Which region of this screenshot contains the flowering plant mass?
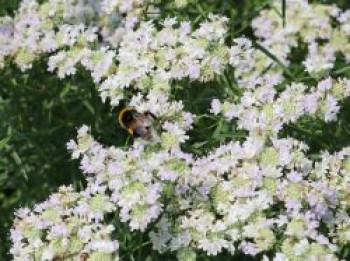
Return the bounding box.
[2,0,350,260]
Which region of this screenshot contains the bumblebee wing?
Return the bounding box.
[145,111,157,120]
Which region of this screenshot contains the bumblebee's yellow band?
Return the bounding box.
[118,107,133,128]
[127,128,134,135]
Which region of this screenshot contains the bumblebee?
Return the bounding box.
[118,107,157,141]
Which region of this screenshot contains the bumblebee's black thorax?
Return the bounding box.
[120,109,135,128]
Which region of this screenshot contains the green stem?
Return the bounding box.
[253,41,294,78]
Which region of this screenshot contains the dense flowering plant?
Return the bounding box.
[3,0,350,260]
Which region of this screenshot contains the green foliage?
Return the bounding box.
[0,61,128,258]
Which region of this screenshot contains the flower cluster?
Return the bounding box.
[0,0,97,70]
[211,77,350,136]
[228,37,284,89]
[252,0,350,76]
[67,125,350,260]
[10,186,119,261]
[99,14,230,105]
[1,1,232,104]
[67,124,194,231]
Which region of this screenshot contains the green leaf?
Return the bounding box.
[0,136,11,150]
